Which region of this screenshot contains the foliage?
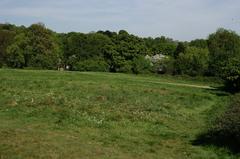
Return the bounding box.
[208,28,240,76]
[208,28,240,91]
[1,23,240,92]
[117,60,133,73]
[174,47,209,76]
[5,23,61,69]
[144,36,177,56]
[6,44,25,68]
[222,58,240,91]
[6,33,28,68]
[26,23,61,69]
[173,42,186,59]
[132,56,151,74]
[152,57,174,74]
[73,58,109,72]
[195,94,240,152]
[0,24,16,66]
[189,39,208,49]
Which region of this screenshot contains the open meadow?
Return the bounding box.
[0,69,237,159]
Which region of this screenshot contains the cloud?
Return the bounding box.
[0,0,239,41]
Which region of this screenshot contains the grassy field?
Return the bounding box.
[0,69,237,159]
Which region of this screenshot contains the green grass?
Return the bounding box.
[0,69,237,159]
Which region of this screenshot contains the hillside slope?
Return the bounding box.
[0,69,235,159]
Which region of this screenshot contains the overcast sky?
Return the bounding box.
[0,0,239,41]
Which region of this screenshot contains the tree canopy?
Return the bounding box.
[1,23,240,91]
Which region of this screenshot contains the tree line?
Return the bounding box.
[0,23,240,91]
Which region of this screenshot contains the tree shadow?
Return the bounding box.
[193,83,240,154]
[211,84,240,94]
[192,131,240,154]
[207,85,234,97]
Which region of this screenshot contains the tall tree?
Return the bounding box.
[208,28,240,91]
[174,47,209,76]
[26,23,61,69]
[6,33,29,68]
[208,28,240,76]
[173,42,186,59]
[0,24,16,67]
[189,39,208,49]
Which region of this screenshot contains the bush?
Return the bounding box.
[117,60,132,73]
[132,56,151,74]
[221,58,240,92]
[195,94,240,152]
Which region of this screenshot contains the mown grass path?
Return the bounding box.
[81,72,217,89]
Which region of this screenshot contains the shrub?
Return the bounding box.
[117,60,132,73]
[195,94,240,152]
[132,56,151,74]
[221,58,240,92]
